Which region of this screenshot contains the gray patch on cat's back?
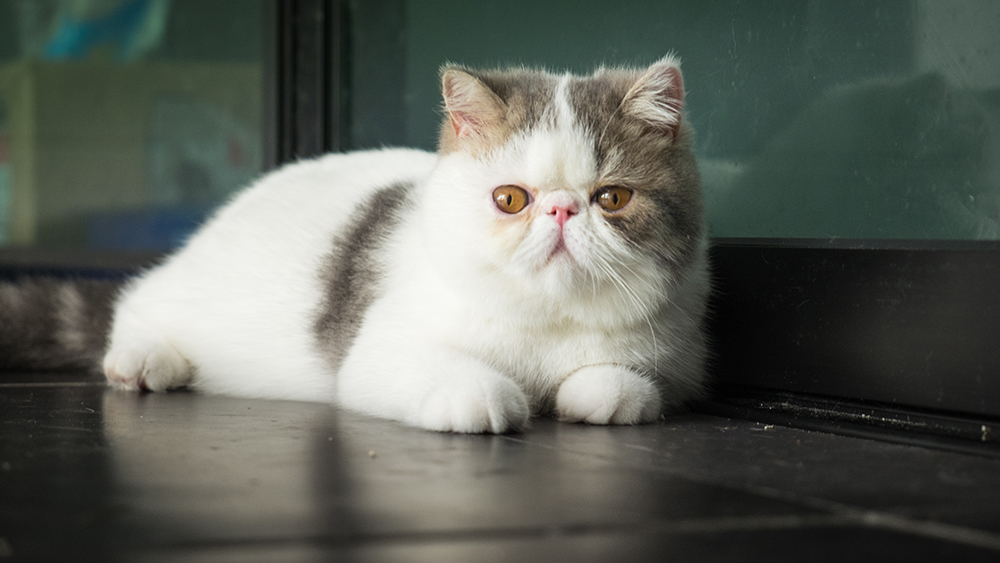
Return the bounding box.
[313,182,415,372]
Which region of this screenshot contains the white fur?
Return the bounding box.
[104,74,708,433]
[105,149,437,402]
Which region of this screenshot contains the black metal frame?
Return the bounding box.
[707,240,1000,417]
[264,0,350,168]
[705,240,1000,455]
[701,387,1000,458]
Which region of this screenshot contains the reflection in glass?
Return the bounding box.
[0,0,261,250]
[2,1,997,247]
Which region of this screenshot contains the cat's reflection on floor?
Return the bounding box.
[100,388,709,556]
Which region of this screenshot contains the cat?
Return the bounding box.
[707,72,1000,240]
[0,55,710,433]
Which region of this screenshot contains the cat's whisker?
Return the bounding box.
[591,241,656,302]
[645,314,659,377]
[591,251,662,375]
[579,265,601,303]
[600,253,661,376]
[592,258,630,310]
[593,252,650,321]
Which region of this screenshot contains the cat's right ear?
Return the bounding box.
[440,68,507,150]
[620,56,685,139]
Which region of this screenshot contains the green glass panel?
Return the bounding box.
[350,0,1000,240]
[0,0,262,250]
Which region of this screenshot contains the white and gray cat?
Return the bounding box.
[0,56,710,433]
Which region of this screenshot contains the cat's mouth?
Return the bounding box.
[546,238,574,264]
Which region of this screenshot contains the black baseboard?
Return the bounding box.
[699,385,1000,458]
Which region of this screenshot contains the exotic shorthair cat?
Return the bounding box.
[0,55,710,433]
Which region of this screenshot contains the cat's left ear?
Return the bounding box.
[621,56,685,138]
[441,67,507,141]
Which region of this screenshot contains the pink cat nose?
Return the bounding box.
[548,204,578,227]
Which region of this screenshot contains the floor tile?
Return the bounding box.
[3,374,1000,562]
[132,526,1000,563]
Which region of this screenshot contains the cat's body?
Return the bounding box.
[2,57,710,433]
[105,149,437,403]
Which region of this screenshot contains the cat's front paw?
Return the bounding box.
[417,372,529,434]
[555,365,660,425]
[103,338,191,392]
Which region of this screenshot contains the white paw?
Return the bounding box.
[103,338,191,392]
[555,365,661,425]
[416,372,529,434]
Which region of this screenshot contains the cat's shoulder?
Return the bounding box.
[214,148,436,214]
[181,148,436,246]
[259,148,437,188]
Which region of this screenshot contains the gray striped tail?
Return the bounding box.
[0,278,124,372]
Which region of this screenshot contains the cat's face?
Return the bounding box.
[421,57,704,323]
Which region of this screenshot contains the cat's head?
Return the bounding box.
[420,56,705,324]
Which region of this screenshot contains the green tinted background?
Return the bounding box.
[1,1,997,250]
[0,0,261,250]
[351,0,1000,240]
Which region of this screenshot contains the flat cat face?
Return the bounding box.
[420,57,704,324]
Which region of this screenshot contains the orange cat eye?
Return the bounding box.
[594,186,633,211]
[493,185,530,214]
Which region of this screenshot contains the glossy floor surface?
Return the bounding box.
[3,372,1000,562]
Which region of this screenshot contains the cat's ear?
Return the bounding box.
[620,56,685,138]
[441,67,507,143]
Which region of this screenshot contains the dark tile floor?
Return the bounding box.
[2,372,1000,562]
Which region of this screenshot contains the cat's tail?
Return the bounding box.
[0,278,124,372]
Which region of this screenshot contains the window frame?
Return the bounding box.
[705,239,1000,455]
[264,0,351,167]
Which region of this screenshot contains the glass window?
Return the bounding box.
[349,0,1000,240]
[0,0,262,250]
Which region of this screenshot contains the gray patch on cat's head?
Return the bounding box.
[438,65,558,156]
[566,64,704,271]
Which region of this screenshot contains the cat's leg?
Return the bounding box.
[337,339,529,434]
[103,308,192,392]
[555,365,660,425]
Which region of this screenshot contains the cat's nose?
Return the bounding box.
[547,203,579,228]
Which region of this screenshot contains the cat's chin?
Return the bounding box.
[533,254,590,297]
[545,243,574,266]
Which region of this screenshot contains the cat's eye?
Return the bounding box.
[594,186,633,212]
[493,185,531,214]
